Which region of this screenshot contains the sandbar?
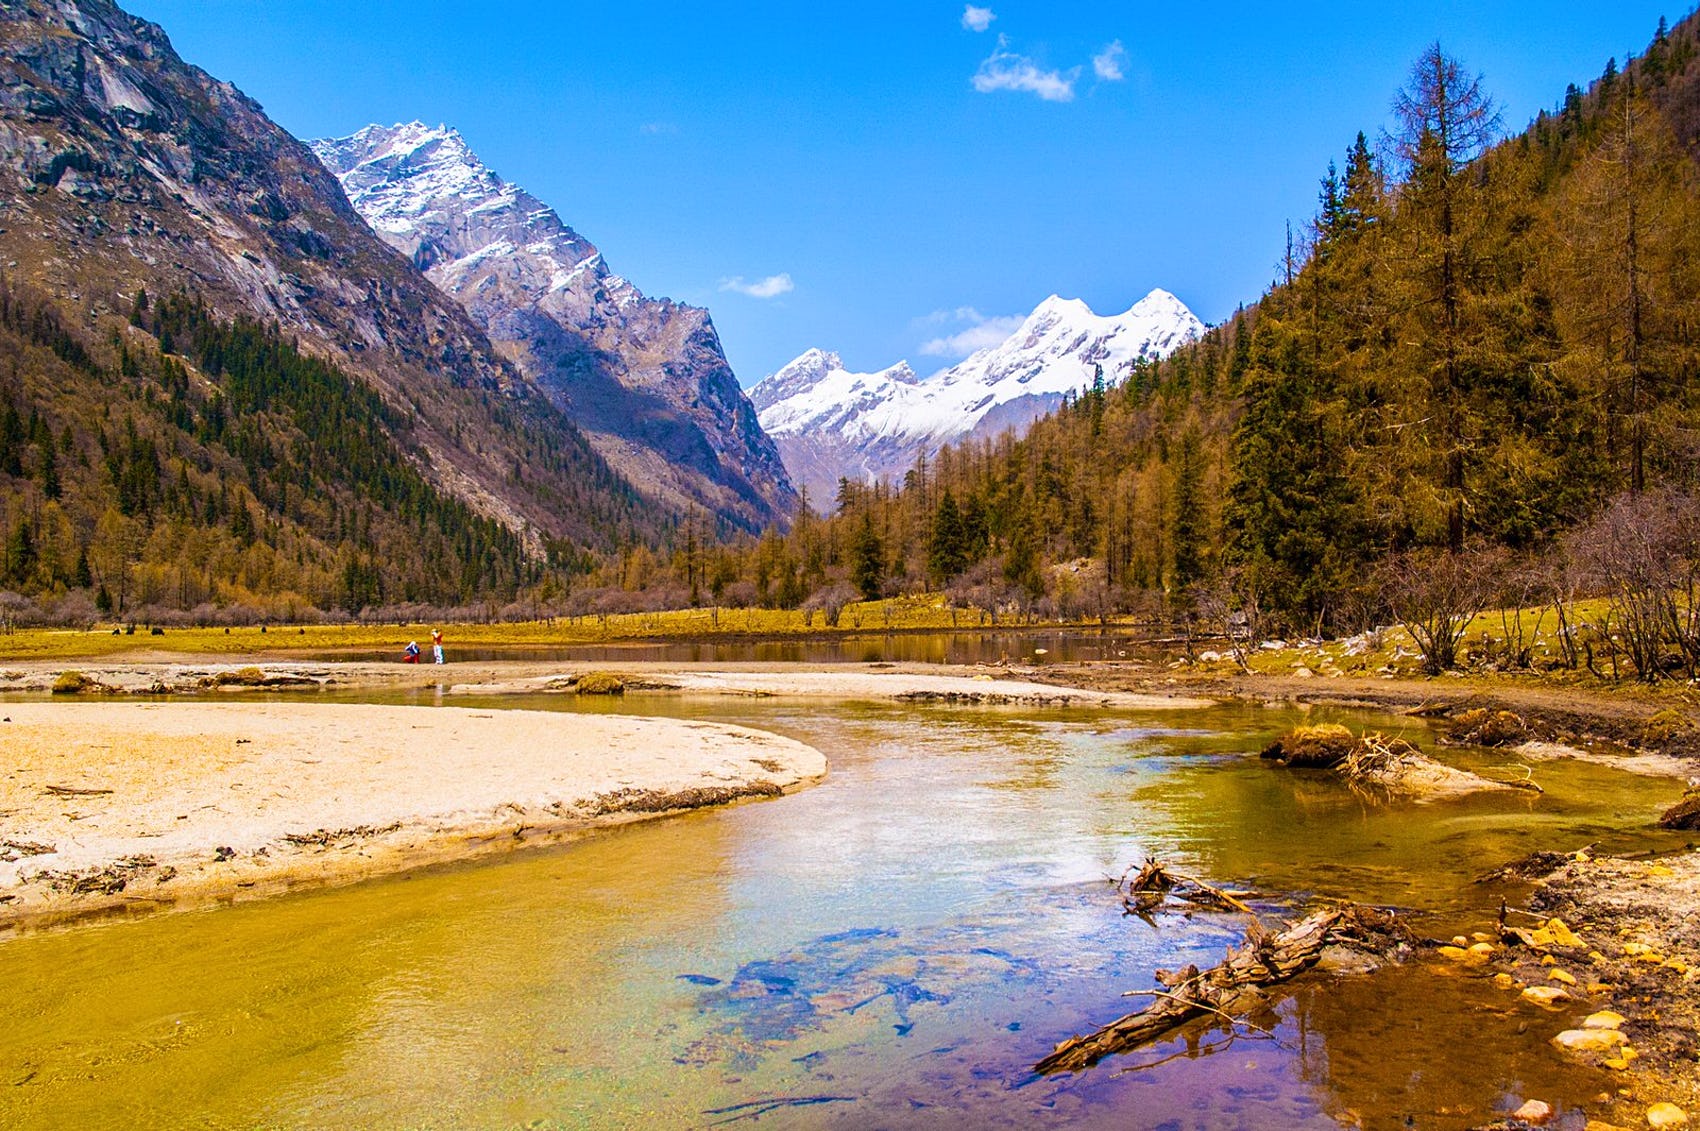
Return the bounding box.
[0,701,826,930]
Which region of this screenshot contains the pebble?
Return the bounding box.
[1583,1010,1626,1030]
[1549,969,1578,986]
[1493,973,1518,990]
[1513,1099,1554,1125]
[1647,1103,1689,1129]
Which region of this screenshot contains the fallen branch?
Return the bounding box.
[1036,905,1407,1074]
[42,785,113,797]
[1117,857,1260,916]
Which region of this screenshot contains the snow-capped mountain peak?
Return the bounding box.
[313,122,798,532]
[750,290,1204,508]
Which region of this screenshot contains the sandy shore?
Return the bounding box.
[0,701,825,930]
[0,657,1215,709]
[0,659,1209,931]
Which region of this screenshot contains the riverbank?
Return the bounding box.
[0,661,1208,932]
[0,701,826,931]
[0,657,1214,709]
[1032,657,1700,1126]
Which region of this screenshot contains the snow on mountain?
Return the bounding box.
[750,290,1204,509]
[312,122,796,533]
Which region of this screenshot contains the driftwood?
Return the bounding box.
[1119,857,1259,916]
[1036,905,1405,1074]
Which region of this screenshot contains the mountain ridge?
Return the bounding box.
[750,289,1204,507]
[312,121,798,535]
[0,0,663,553]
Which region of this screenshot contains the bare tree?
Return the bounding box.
[1381,547,1497,675]
[1195,567,1268,673]
[1567,489,1700,681]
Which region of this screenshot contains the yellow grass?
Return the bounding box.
[0,594,1071,662]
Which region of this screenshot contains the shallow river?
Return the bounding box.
[1,692,1686,1129]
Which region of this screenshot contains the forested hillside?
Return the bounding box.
[614,14,1700,655]
[0,283,657,620]
[0,0,683,625]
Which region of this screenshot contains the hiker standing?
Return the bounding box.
[431,629,444,664]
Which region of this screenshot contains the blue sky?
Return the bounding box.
[128,1,1669,384]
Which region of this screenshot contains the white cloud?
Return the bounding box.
[639,122,678,136]
[961,5,995,32]
[972,37,1078,103]
[918,308,1025,358]
[719,273,794,299]
[1093,40,1127,82]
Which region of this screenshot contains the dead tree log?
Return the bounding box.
[1035,905,1405,1074]
[1118,857,1259,916]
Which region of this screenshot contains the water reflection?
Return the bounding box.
[0,694,1686,1129]
[302,626,1161,666]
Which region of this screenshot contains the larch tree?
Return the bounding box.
[1390,44,1502,551]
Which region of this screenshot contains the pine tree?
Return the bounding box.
[1168,426,1207,593]
[928,490,967,585]
[851,512,883,601]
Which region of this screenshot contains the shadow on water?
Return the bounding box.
[0,693,1685,1129]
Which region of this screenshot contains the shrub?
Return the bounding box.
[575,671,626,696]
[52,670,95,694]
[1260,723,1357,768]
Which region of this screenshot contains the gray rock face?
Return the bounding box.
[313,123,797,534]
[0,0,656,548]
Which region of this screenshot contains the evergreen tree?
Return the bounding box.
[1168,426,1207,592]
[1390,44,1503,550]
[851,512,884,601]
[928,490,967,585]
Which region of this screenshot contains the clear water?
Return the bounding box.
[0,693,1683,1129]
[300,626,1160,666]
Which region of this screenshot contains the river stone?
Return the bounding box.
[1583,1010,1626,1030]
[1512,1099,1554,1125]
[1552,1028,1628,1052]
[1545,918,1582,947]
[1522,985,1571,1007]
[1513,1099,1555,1125]
[1647,1103,1690,1129]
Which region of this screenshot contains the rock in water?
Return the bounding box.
[1511,1099,1553,1125]
[1658,790,1700,830]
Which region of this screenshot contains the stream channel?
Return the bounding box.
[1,689,1687,1129]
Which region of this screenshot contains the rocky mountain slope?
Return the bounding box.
[313,122,797,534]
[750,291,1204,507]
[0,0,656,552]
